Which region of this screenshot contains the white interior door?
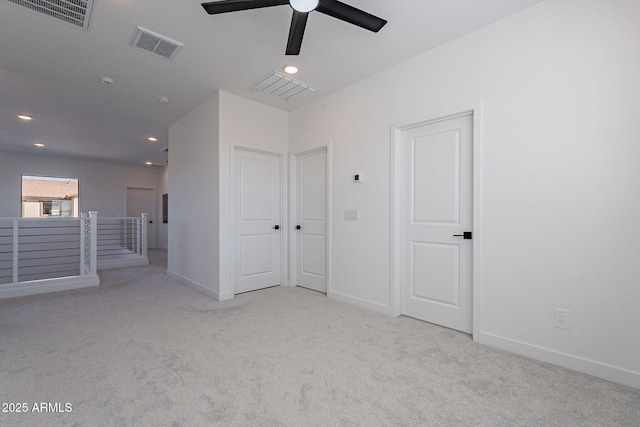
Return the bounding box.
[126,188,154,249]
[294,149,327,293]
[234,149,281,294]
[400,113,473,333]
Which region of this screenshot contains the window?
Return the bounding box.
[21,175,79,218]
[42,201,52,215]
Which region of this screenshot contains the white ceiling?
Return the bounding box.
[0,0,544,166]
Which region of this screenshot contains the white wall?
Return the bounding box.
[0,151,161,219]
[168,91,288,299]
[168,92,221,299]
[288,0,640,388]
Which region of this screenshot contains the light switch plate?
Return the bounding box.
[344,210,359,220]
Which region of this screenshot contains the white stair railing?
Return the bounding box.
[0,211,148,297]
[95,214,149,269]
[0,212,100,299]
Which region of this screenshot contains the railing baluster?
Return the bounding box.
[123,218,128,251]
[89,211,97,276]
[80,213,86,276]
[141,213,147,258]
[13,220,19,285]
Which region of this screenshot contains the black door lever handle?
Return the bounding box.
[453,231,472,239]
[296,225,301,230]
[273,225,280,230]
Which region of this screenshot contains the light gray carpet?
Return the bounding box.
[1,250,638,426]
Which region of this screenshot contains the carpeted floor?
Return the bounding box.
[1,250,639,426]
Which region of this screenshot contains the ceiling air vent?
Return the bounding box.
[1,0,96,30]
[253,72,316,101]
[130,27,183,60]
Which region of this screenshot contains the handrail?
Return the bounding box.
[99,216,148,220]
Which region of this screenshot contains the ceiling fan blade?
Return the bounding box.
[201,0,289,15]
[316,0,387,32]
[286,11,309,55]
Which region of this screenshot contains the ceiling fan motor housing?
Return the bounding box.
[290,0,318,12]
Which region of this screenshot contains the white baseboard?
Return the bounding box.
[0,275,100,299]
[166,269,221,301]
[328,290,391,315]
[475,331,640,390]
[98,257,149,270]
[218,291,234,301]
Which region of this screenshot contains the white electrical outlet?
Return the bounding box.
[554,308,571,330]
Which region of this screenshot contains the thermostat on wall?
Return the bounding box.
[354,173,362,183]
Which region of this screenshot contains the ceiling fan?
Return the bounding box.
[201,0,387,55]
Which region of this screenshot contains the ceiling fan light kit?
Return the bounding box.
[290,0,318,12]
[201,0,387,55]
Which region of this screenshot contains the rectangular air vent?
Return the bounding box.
[130,27,183,61]
[2,0,95,30]
[253,72,316,101]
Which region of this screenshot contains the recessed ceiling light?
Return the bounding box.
[18,114,33,120]
[158,97,170,104]
[148,137,158,142]
[100,76,114,86]
[283,65,299,74]
[145,161,153,165]
[34,142,45,147]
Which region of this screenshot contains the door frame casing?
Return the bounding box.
[230,145,288,296]
[289,145,332,293]
[390,102,483,337]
